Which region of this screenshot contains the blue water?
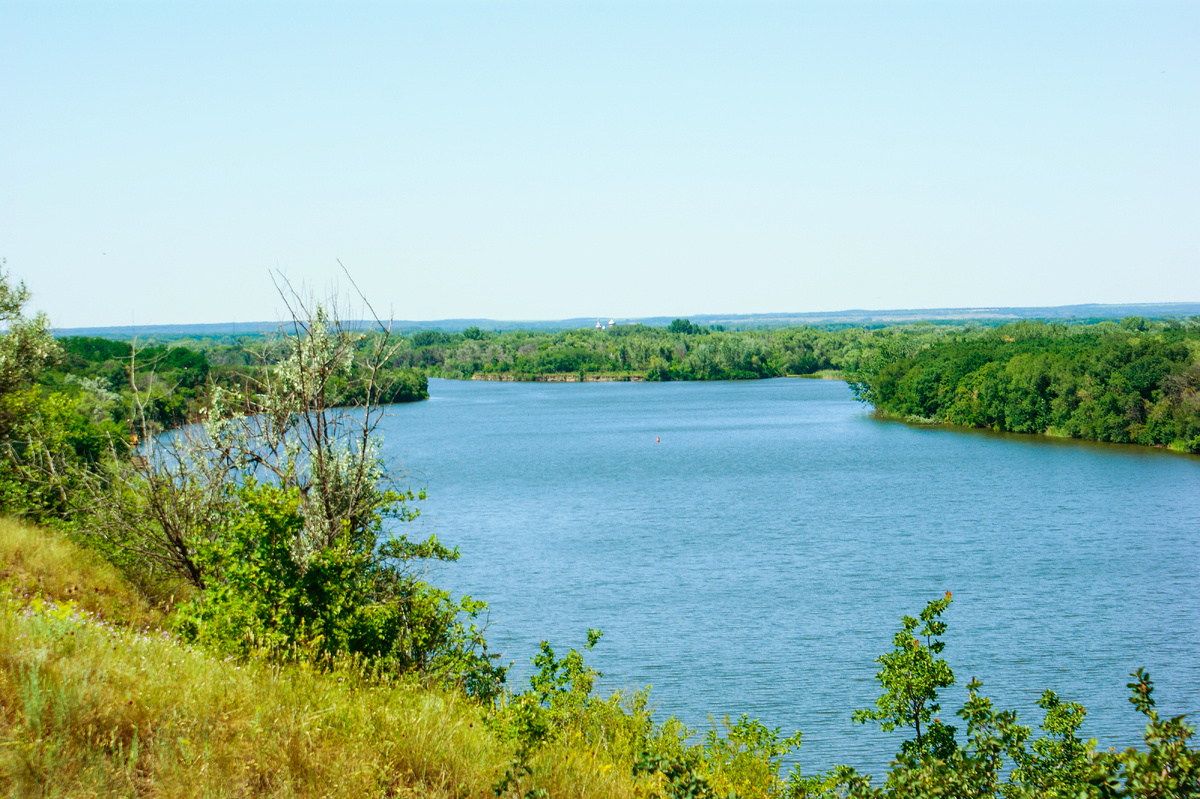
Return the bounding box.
[379,377,1200,775]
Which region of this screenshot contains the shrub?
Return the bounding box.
[175,479,505,699]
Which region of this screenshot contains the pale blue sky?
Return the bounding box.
[2,1,1197,327]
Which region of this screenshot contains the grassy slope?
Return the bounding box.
[0,520,645,798]
[0,519,165,631]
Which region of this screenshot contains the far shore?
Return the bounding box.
[791,370,846,380]
[469,372,646,383]
[464,370,846,383]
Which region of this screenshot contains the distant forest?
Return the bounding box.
[39,314,1200,454]
[847,318,1200,453]
[38,335,427,438]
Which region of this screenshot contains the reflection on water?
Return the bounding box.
[380,378,1200,775]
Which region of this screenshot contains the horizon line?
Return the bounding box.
[50,300,1200,338]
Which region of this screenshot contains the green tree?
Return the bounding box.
[668,318,706,336]
[1099,669,1200,798]
[0,262,58,397]
[72,276,501,693]
[853,592,957,759]
[0,263,73,518]
[1008,689,1094,797]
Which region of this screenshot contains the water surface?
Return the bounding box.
[381,377,1200,775]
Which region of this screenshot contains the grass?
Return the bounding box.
[0,518,167,630]
[0,518,651,798]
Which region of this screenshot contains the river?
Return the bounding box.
[379,377,1200,775]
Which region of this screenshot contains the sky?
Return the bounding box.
[2,1,1198,328]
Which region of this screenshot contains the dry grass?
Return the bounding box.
[0,519,651,798]
[0,601,507,797]
[0,517,170,630]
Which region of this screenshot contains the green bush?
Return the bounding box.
[175,479,506,700]
[801,596,1200,799]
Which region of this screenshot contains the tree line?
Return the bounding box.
[389,321,944,381]
[388,316,1200,454]
[848,318,1200,453]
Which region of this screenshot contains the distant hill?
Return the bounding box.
[54,302,1200,341]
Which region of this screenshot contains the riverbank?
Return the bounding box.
[470,372,646,382]
[871,408,1200,456]
[792,370,845,380]
[467,370,844,383]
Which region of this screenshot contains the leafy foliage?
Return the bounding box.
[389,320,892,381]
[0,269,492,702]
[1101,669,1200,798]
[807,598,1199,799]
[113,292,502,695]
[668,318,710,336]
[0,261,58,397]
[852,320,1200,452]
[853,592,957,760]
[175,480,505,699]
